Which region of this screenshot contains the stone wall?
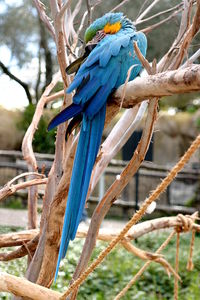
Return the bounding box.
[139,111,200,165]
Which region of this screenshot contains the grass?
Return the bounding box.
[0,226,200,299]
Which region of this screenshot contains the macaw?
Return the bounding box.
[48,12,147,279]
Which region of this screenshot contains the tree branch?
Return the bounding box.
[33,0,56,40]
[113,64,200,108]
[0,60,32,104]
[1,215,199,260]
[0,178,47,202]
[0,273,61,300]
[0,230,39,248]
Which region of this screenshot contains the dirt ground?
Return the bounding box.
[0,208,127,230]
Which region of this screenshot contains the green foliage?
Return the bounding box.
[1,228,200,299]
[196,117,200,130]
[18,104,56,153]
[160,92,200,112]
[0,196,25,210]
[0,0,38,66]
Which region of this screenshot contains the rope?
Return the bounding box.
[60,134,200,299]
[176,214,193,232]
[114,231,176,300]
[115,214,198,300]
[174,232,180,300]
[187,229,195,271]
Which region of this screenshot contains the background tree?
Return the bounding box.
[0,0,55,103]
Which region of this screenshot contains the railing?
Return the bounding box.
[0,150,199,215]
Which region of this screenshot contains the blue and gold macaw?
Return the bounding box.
[48,12,147,278]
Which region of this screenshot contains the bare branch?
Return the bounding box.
[114,232,176,300]
[0,61,32,104]
[0,234,39,262]
[33,0,56,40]
[59,0,72,19]
[135,3,183,25]
[0,273,61,300]
[159,0,200,71]
[176,0,193,42]
[8,172,45,186]
[113,65,200,108]
[46,90,65,102]
[181,48,200,67]
[86,0,92,26]
[110,0,131,13]
[22,71,61,172]
[142,7,183,34]
[1,214,199,259]
[136,0,161,22]
[0,230,39,248]
[49,1,70,87]
[0,178,47,202]
[77,11,88,36]
[121,240,180,281]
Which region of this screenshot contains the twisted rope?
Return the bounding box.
[174,232,180,300]
[61,134,200,299]
[114,231,176,300]
[115,212,199,299]
[187,229,195,271]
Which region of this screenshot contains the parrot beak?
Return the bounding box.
[65,30,106,75]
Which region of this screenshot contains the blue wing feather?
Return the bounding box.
[67,76,84,94]
[74,76,101,104]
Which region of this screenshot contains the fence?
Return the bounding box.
[0,150,199,215]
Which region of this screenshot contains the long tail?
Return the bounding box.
[55,103,106,280]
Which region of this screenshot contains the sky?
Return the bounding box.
[0,46,39,110]
[0,0,36,111]
[0,74,29,110]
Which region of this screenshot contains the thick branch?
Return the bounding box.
[0,235,39,262]
[113,65,200,108]
[47,64,200,111]
[0,230,38,248]
[1,215,199,261]
[0,273,61,300]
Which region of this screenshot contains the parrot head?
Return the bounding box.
[84,12,135,43]
[66,13,137,75]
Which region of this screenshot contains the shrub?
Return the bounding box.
[18,104,57,154]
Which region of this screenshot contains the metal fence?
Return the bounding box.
[0,150,199,215]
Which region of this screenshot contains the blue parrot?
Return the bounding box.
[48,12,147,279]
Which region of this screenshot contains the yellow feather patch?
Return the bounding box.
[104,21,121,34]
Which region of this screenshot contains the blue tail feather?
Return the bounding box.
[54,104,106,280]
[73,104,106,235]
[48,104,82,131]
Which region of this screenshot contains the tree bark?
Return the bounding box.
[0,273,61,300]
[113,64,200,107]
